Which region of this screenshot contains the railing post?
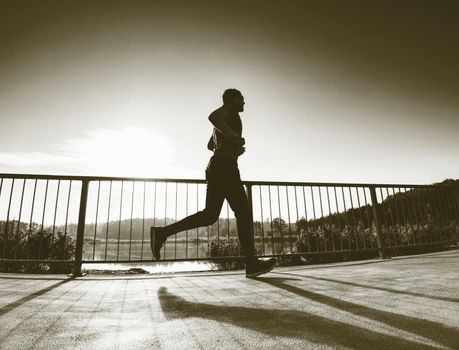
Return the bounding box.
[73,179,89,276]
[454,183,459,244]
[246,183,255,251]
[369,186,387,258]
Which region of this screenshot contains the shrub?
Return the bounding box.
[207,237,244,270]
[0,221,75,273]
[207,237,264,270]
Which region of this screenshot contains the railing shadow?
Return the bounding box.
[157,281,446,349]
[257,277,459,350]
[275,272,459,303]
[0,277,73,317]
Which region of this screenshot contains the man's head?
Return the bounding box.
[223,88,245,113]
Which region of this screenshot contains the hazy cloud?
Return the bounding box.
[0,127,200,178]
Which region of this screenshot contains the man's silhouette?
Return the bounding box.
[151,89,275,278]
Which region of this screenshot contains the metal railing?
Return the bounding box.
[1,173,458,275]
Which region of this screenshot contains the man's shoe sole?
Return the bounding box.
[245,262,275,278]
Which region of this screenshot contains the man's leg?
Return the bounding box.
[150,177,225,260]
[164,180,225,237]
[224,179,255,263]
[224,176,276,277]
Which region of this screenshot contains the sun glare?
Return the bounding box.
[58,127,177,177]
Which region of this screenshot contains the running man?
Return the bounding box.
[150,88,275,278]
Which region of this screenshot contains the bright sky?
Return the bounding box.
[1,1,458,185]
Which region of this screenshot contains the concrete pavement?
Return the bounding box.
[1,250,458,349]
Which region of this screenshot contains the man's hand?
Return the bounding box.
[231,135,245,148]
[209,109,244,147]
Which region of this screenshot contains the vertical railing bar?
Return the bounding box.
[369,186,386,258]
[73,179,89,276]
[206,185,210,255]
[226,200,230,242]
[377,187,386,247]
[355,188,366,250]
[152,181,157,259]
[50,180,61,261]
[294,186,300,250]
[207,220,210,257]
[14,179,27,259]
[216,189,221,253]
[92,181,101,260]
[397,187,407,225]
[259,186,265,255]
[383,187,396,247]
[246,184,253,258]
[104,181,112,261]
[438,186,449,242]
[38,179,48,261]
[163,182,168,259]
[413,187,427,243]
[439,186,454,242]
[311,186,319,252]
[302,186,310,253]
[341,187,350,250]
[128,181,135,261]
[27,179,38,261]
[396,187,408,244]
[402,187,415,245]
[362,188,373,249]
[426,187,439,242]
[217,212,220,249]
[379,187,398,246]
[302,186,308,221]
[318,186,326,252]
[399,187,416,245]
[268,185,274,254]
[174,182,178,260]
[326,187,336,252]
[405,187,414,224]
[348,187,358,250]
[185,182,188,259]
[390,188,402,245]
[333,186,343,250]
[445,185,456,240]
[276,185,283,253]
[0,178,3,255]
[141,181,146,260]
[403,187,416,245]
[285,186,293,253]
[408,187,420,244]
[62,180,72,260]
[434,186,446,224]
[3,179,15,259]
[438,186,451,222]
[196,183,199,258]
[431,186,445,242]
[116,181,124,261]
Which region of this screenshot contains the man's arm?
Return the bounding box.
[208,109,245,147]
[207,135,215,151]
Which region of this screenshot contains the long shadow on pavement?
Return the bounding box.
[257,277,459,350]
[158,283,442,349]
[276,271,459,303]
[0,278,72,317]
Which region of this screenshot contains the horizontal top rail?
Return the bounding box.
[0,172,446,188]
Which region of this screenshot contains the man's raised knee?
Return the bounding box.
[203,210,220,226]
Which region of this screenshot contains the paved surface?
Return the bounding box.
[1,250,458,350]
